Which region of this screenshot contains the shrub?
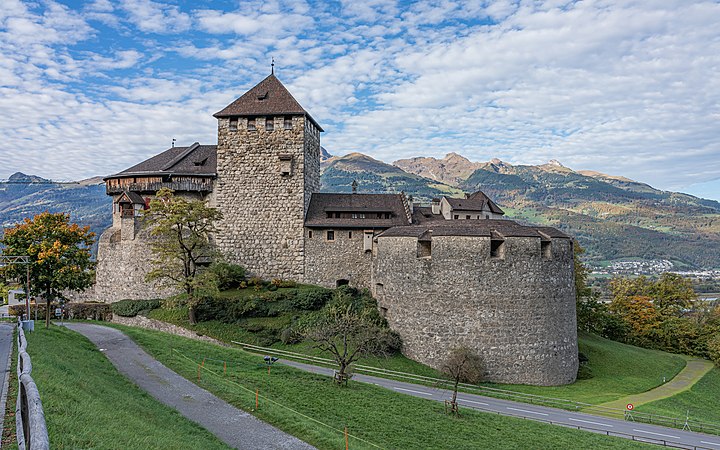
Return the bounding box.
[291,288,333,310]
[267,284,278,292]
[248,277,264,287]
[708,335,720,367]
[280,327,303,344]
[271,279,297,288]
[209,262,246,290]
[111,299,162,317]
[66,303,112,321]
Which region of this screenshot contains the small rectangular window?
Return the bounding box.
[541,240,552,260]
[308,230,313,238]
[385,213,391,219]
[486,214,490,219]
[348,231,352,238]
[491,239,505,259]
[247,118,256,131]
[327,230,335,241]
[417,240,432,258]
[466,215,471,220]
[229,118,238,131]
[265,117,274,131]
[454,215,459,220]
[284,116,292,129]
[335,212,341,218]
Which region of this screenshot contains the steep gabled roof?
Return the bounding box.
[444,191,505,215]
[105,143,217,179]
[213,74,323,131]
[305,193,411,228]
[377,220,570,239]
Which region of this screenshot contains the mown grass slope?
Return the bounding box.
[25,325,230,450]
[638,368,720,425]
[110,323,651,450]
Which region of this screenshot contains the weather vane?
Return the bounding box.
[271,57,275,74]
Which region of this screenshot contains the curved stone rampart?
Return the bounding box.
[372,234,578,386]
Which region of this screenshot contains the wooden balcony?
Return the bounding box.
[106,181,213,195]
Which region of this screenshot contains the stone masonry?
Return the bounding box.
[215,115,320,280]
[372,234,578,386]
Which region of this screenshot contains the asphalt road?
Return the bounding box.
[281,359,720,449]
[0,323,13,441]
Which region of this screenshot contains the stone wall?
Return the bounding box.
[92,226,176,302]
[304,228,373,289]
[215,115,320,281]
[372,235,578,386]
[111,314,226,346]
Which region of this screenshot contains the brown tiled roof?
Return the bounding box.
[213,74,323,131]
[377,219,570,239]
[305,193,411,228]
[444,191,505,215]
[116,191,145,204]
[105,143,217,180]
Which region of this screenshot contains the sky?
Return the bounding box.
[1,0,719,201]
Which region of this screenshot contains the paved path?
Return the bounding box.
[279,358,720,449]
[0,323,13,444]
[598,358,715,410]
[65,323,314,450]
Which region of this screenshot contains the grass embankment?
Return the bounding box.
[24,325,230,450]
[638,368,720,425]
[2,328,17,447]
[148,304,687,405]
[110,323,650,450]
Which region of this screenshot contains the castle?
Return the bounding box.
[95,73,578,386]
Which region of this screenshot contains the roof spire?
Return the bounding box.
[271,57,274,75]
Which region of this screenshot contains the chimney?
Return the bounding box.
[431,198,441,215]
[351,180,358,194]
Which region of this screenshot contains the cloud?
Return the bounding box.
[118,0,191,33]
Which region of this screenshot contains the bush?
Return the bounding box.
[209,262,246,290]
[111,299,162,317]
[195,295,270,322]
[291,288,333,310]
[280,327,303,344]
[267,284,278,292]
[271,279,297,288]
[66,303,112,321]
[708,335,720,367]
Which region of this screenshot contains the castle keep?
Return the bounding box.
[95,73,579,386]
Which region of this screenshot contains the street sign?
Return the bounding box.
[54,308,62,317]
[626,403,634,411]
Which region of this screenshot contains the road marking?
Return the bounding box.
[506,407,549,416]
[568,418,613,427]
[701,442,720,448]
[393,387,433,396]
[459,399,489,406]
[632,429,680,439]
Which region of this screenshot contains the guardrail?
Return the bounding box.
[16,323,49,450]
[233,341,720,437]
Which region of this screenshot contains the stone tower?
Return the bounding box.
[213,74,322,280]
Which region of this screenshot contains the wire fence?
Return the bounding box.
[232,341,720,437]
[171,348,384,450]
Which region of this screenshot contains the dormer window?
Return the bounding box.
[193,158,208,166]
[229,118,238,131]
[265,117,274,131]
[284,116,292,130]
[257,91,268,100]
[247,118,256,131]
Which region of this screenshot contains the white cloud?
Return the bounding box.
[118,0,191,33]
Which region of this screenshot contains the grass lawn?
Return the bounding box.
[24,325,231,450]
[637,368,720,426]
[109,323,650,450]
[484,332,687,404]
[145,307,687,405]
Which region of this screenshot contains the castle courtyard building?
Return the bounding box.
[95,73,579,386]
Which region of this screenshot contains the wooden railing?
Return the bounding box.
[106,181,213,195]
[16,323,49,450]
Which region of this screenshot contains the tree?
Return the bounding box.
[650,272,696,318]
[143,188,222,324]
[440,347,484,415]
[609,295,660,345]
[303,294,400,384]
[0,212,95,328]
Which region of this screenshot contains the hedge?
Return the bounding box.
[9,302,112,321]
[111,299,162,317]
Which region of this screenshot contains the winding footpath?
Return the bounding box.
[598,358,715,411]
[64,323,314,450]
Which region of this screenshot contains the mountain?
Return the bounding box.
[3,154,720,269]
[0,173,110,255]
[394,154,720,269]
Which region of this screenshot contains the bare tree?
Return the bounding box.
[304,303,400,384]
[441,346,484,415]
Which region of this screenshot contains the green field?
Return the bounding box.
[146,306,687,406]
[638,368,720,425]
[24,326,230,450]
[107,323,650,449]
